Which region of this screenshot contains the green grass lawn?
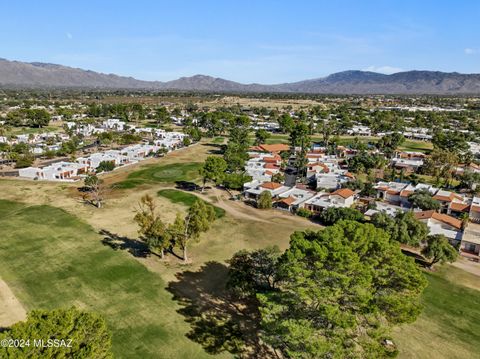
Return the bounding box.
[251,133,433,154]
[7,125,60,136]
[0,199,223,359]
[393,266,480,359]
[212,137,225,144]
[398,140,433,153]
[115,162,203,189]
[1,197,478,359]
[158,189,226,218]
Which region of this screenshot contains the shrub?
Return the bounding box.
[296,208,313,218]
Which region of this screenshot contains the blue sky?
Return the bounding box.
[0,1,479,83]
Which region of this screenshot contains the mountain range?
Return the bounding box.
[1,57,480,94]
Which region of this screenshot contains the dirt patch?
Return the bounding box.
[0,278,26,328]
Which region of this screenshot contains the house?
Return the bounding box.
[449,202,471,218]
[315,172,351,190]
[19,162,88,181]
[275,186,315,212]
[306,162,330,178]
[468,141,480,156]
[16,134,30,143]
[391,157,424,171]
[346,125,371,136]
[103,118,126,131]
[121,144,156,161]
[364,202,407,218]
[77,152,121,170]
[302,188,356,213]
[403,127,432,141]
[245,152,282,182]
[414,210,463,243]
[152,130,188,150]
[433,190,464,214]
[374,181,408,205]
[460,223,480,260]
[469,197,480,223]
[244,182,290,201]
[398,183,439,208]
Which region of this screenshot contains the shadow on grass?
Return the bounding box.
[175,181,201,191]
[167,261,272,358]
[401,248,431,267]
[202,143,225,155]
[100,229,150,258]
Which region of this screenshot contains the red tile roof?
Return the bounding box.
[433,192,463,202]
[331,188,355,199]
[308,162,330,173]
[450,202,470,213]
[260,182,283,190]
[400,190,414,198]
[279,196,296,206]
[258,144,290,153]
[414,210,463,230]
[264,163,280,170]
[264,157,279,163]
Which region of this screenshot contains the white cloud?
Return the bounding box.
[66,32,73,40]
[464,48,478,55]
[363,65,404,74]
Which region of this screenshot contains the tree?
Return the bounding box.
[96,160,115,173]
[458,170,480,191]
[134,194,170,258]
[222,172,252,190]
[421,234,458,268]
[200,156,227,191]
[376,133,405,158]
[155,106,170,127]
[14,153,34,168]
[289,122,311,180]
[221,115,251,173]
[432,131,469,154]
[185,126,202,142]
[58,138,80,156]
[277,113,294,133]
[257,191,272,209]
[408,189,440,211]
[319,121,335,147]
[348,152,387,174]
[168,200,216,263]
[319,207,364,225]
[120,133,141,145]
[155,146,169,157]
[289,121,311,149]
[27,109,51,128]
[257,221,427,358]
[254,129,271,146]
[423,149,459,187]
[296,207,314,218]
[0,307,112,358]
[371,211,429,247]
[227,246,282,297]
[84,174,106,208]
[271,172,285,184]
[223,142,248,172]
[182,137,191,146]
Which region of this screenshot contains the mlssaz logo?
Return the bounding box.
[34,339,73,348]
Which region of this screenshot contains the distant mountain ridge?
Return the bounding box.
[1,58,480,94]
